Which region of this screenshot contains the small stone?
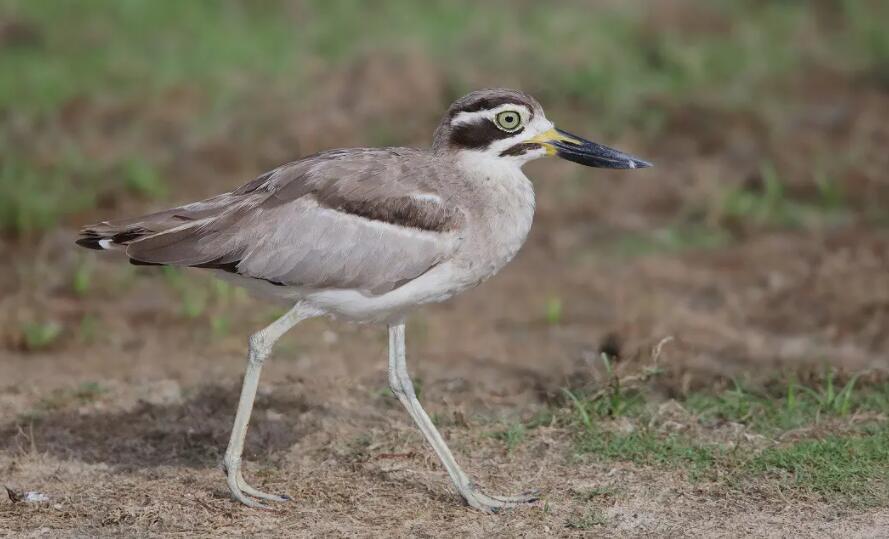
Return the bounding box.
[24,492,49,503]
[137,380,182,407]
[5,487,49,504]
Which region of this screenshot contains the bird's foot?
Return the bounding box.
[461,485,540,513]
[223,460,291,509]
[236,470,291,504]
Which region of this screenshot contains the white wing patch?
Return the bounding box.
[411,193,442,204]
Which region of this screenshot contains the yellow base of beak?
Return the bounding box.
[528,128,582,155]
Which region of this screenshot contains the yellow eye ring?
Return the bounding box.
[494,110,522,132]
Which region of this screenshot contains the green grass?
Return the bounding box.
[840,0,889,85]
[685,375,881,435]
[544,296,563,326]
[539,372,889,507]
[20,320,63,351]
[155,267,253,334]
[571,486,617,502]
[747,424,889,505]
[576,427,717,474]
[71,257,94,297]
[609,224,732,257]
[491,422,527,453]
[0,0,308,116]
[586,159,860,253]
[4,1,884,120]
[77,314,100,344]
[560,367,887,434]
[0,155,102,236]
[25,381,107,417]
[561,353,659,425]
[573,423,889,506]
[566,508,608,529]
[720,162,851,230]
[161,267,209,319]
[121,158,168,200]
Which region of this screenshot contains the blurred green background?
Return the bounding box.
[1,0,889,363]
[1,0,887,237]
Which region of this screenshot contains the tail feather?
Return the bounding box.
[75,192,254,270]
[75,195,228,255]
[76,225,152,251]
[74,231,106,251]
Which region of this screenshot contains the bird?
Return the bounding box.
[76,88,651,513]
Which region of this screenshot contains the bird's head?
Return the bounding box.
[432,88,652,170]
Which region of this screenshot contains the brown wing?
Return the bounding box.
[78,148,465,295]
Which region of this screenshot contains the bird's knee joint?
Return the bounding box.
[387,374,402,393]
[388,376,415,399]
[248,333,268,351]
[389,381,405,398]
[248,333,271,364]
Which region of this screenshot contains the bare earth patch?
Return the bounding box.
[2,407,888,537]
[2,222,888,535]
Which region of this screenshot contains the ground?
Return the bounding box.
[1,1,888,537]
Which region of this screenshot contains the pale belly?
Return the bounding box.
[214,225,531,323]
[305,216,535,322]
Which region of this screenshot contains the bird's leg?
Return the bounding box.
[387,322,539,513]
[222,303,316,509]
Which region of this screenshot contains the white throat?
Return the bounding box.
[454,149,536,276]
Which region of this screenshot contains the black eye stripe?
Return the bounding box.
[499,142,542,157]
[450,119,525,149]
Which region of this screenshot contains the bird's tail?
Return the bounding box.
[75,193,252,269]
[75,223,152,252]
[75,203,194,254]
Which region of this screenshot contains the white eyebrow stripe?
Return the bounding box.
[450,110,486,127]
[450,103,531,127]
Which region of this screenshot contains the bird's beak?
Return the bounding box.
[529,128,653,169]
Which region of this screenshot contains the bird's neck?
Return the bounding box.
[453,150,533,187]
[454,150,536,275]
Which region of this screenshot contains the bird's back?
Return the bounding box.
[77,147,470,297]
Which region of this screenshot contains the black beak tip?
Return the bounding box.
[629,157,654,169]
[551,130,653,170]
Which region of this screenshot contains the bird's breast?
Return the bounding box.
[455,164,536,283]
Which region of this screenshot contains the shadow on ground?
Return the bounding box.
[0,385,311,469]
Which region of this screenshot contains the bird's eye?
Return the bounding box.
[494,110,522,132]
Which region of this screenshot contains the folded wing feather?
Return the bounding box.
[78,148,464,295]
